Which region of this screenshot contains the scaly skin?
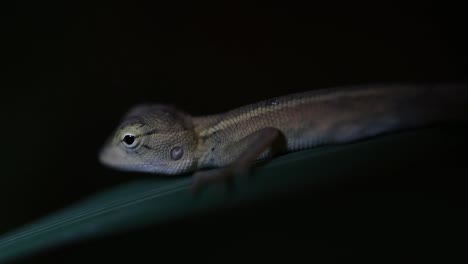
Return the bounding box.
[98,83,468,191]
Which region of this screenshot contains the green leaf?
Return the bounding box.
[0,124,466,263]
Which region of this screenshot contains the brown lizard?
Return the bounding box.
[98,83,468,194]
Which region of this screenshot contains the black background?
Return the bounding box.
[1,0,467,262]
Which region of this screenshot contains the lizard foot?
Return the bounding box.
[190,164,251,196]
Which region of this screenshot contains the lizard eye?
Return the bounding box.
[122,133,139,148]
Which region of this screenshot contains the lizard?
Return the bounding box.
[98,83,468,194]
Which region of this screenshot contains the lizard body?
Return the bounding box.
[99,83,468,191]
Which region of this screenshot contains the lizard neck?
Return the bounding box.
[191,114,226,169]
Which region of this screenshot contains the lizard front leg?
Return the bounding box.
[191,127,286,195]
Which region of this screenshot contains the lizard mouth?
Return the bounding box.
[98,145,164,173]
[98,146,120,169]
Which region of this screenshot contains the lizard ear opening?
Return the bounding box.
[170,146,184,160]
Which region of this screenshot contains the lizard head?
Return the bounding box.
[99,104,198,175]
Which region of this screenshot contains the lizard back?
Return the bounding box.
[194,83,468,167]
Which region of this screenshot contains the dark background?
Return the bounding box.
[1,0,467,261]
